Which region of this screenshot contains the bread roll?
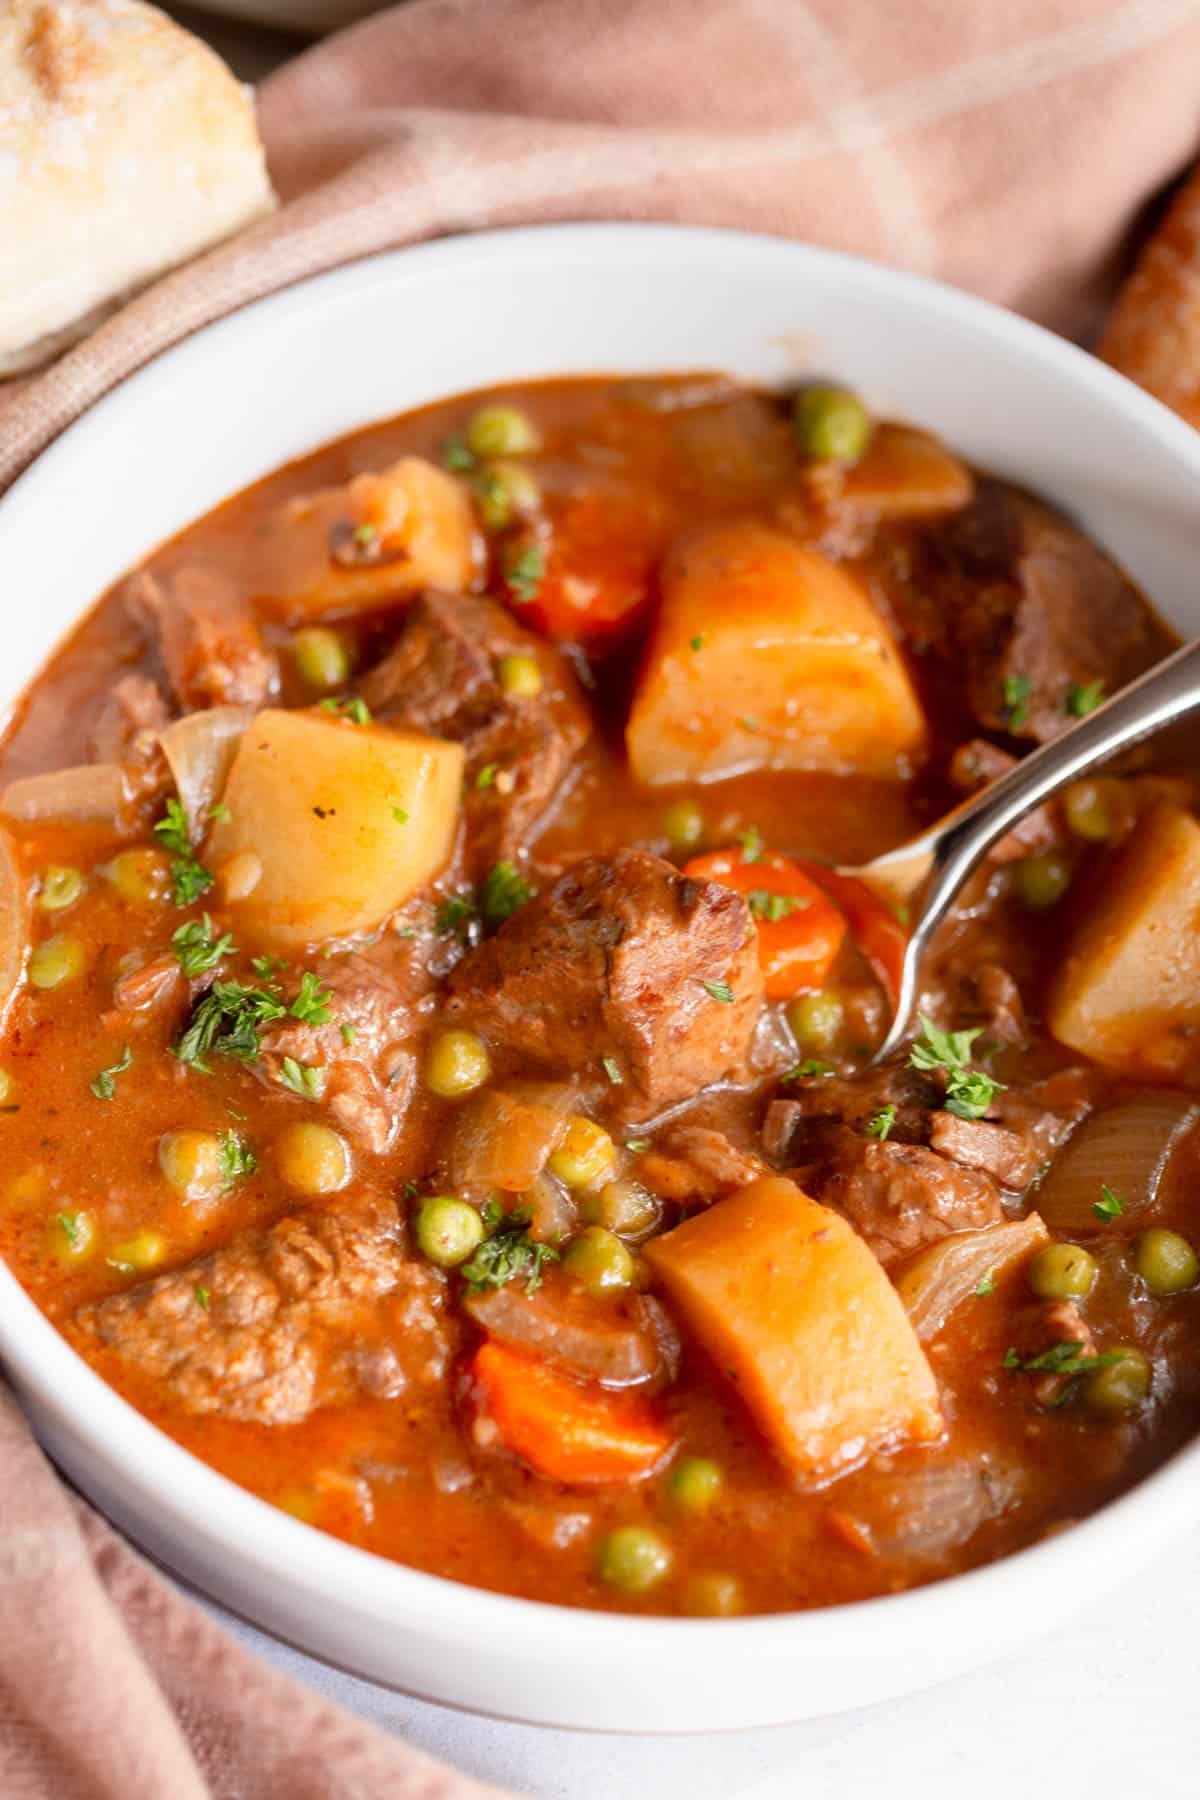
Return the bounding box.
[0,0,275,377]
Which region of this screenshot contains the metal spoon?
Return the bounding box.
[837,637,1200,1064]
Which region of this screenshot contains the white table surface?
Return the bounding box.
[160,9,1200,1794]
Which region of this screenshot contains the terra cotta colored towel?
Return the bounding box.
[3,2,1200,1795]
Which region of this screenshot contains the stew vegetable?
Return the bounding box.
[2,373,1199,1617]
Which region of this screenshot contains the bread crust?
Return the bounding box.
[0,0,275,376]
[1098,161,1200,430]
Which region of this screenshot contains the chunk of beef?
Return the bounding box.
[360,591,590,874]
[464,1280,678,1389]
[447,849,763,1119]
[262,928,439,1154]
[763,1064,941,1163]
[76,1196,449,1425]
[791,1127,1004,1266]
[928,1112,1039,1190]
[90,673,171,765]
[919,480,1161,743]
[637,1124,763,1205]
[947,738,1058,866]
[125,565,277,711]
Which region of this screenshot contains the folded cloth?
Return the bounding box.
[2,2,1200,1795]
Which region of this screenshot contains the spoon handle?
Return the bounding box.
[874,637,1200,1060]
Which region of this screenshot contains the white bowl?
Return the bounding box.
[188,0,382,33]
[2,225,1200,1733]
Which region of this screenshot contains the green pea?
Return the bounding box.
[28,935,85,990]
[415,1196,485,1268]
[667,1456,723,1516]
[792,385,872,465]
[497,654,543,699]
[1134,1228,1199,1296]
[1062,780,1115,843]
[292,627,351,692]
[465,404,541,459]
[1084,1347,1152,1417]
[424,1029,491,1099]
[38,866,86,914]
[548,1117,617,1190]
[683,1572,743,1617]
[1013,851,1071,911]
[563,1226,635,1294]
[473,461,542,532]
[787,990,844,1053]
[1027,1242,1097,1301]
[662,799,705,854]
[596,1526,672,1594]
[583,1177,661,1241]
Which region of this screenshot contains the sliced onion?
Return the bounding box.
[1033,1092,1199,1234]
[522,1170,578,1245]
[447,1083,576,1195]
[0,827,29,1031]
[896,1213,1049,1343]
[0,762,129,827]
[859,1455,1027,1558]
[159,705,253,839]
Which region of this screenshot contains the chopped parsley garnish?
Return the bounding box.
[475,763,499,789]
[1065,679,1105,717]
[435,892,478,942]
[482,860,535,926]
[290,970,332,1027]
[154,798,214,908]
[690,634,705,652]
[865,1104,896,1142]
[172,915,236,979]
[318,695,371,726]
[504,542,545,603]
[1002,1342,1124,1377]
[740,715,760,733]
[1094,1185,1125,1222]
[747,889,809,923]
[252,955,286,979]
[57,1211,85,1248]
[391,806,410,824]
[218,1130,257,1185]
[974,1268,997,1298]
[602,1056,624,1086]
[194,1284,211,1310]
[174,981,288,1070]
[624,1138,650,1154]
[461,1205,558,1295]
[909,1014,1004,1120]
[702,979,735,1004]
[442,437,476,472]
[277,1056,326,1100]
[341,1022,358,1045]
[737,825,764,864]
[782,1059,834,1081]
[208,802,231,825]
[1001,673,1032,731]
[90,1044,133,1101]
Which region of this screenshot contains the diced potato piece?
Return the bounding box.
[253,456,480,621]
[841,425,974,519]
[626,522,926,784]
[205,708,463,948]
[643,1175,943,1481]
[1048,801,1200,1080]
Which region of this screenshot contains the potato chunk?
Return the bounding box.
[644,1175,943,1481]
[626,521,926,783]
[1048,801,1200,1080]
[253,456,480,621]
[840,424,974,519]
[205,709,462,948]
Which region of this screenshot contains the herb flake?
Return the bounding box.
[461,1206,558,1295]
[172,915,236,979]
[865,1104,896,1142]
[1094,1185,1125,1222]
[90,1044,133,1101]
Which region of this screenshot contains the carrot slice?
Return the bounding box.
[684,848,846,1000]
[471,1341,675,1485]
[795,862,909,1009]
[503,491,663,643]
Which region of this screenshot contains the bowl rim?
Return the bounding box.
[3,220,1200,1671]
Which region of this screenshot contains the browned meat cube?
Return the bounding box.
[75,1196,449,1424]
[928,1112,1039,1190]
[447,849,762,1118]
[360,590,590,874]
[923,481,1161,743]
[791,1127,1004,1266]
[125,564,277,710]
